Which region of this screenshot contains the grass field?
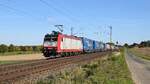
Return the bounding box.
[0,51,41,56]
[129,47,150,60]
[37,50,133,84]
[0,61,25,65]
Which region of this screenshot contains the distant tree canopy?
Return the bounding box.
[0,44,8,53]
[8,44,15,52]
[139,41,150,47]
[129,43,139,48]
[125,40,150,48]
[0,44,42,53]
[124,43,129,47]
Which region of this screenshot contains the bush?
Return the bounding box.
[0,44,8,53]
[0,44,42,55]
[8,44,15,52]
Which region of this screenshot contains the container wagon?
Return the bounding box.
[104,43,111,51]
[93,41,105,52]
[80,37,94,53]
[99,42,105,51]
[93,41,101,52]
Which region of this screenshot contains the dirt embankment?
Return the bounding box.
[0,53,45,61]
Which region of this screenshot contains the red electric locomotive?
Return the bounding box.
[43,31,83,57]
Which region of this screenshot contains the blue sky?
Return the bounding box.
[0,0,150,45]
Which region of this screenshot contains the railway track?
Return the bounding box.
[0,52,109,84]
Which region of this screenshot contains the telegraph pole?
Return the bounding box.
[109,26,112,50]
[71,27,73,35]
[109,26,112,43]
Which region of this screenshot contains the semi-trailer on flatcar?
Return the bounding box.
[80,37,94,53]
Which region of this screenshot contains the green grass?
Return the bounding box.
[0,61,25,65]
[0,51,41,56]
[129,49,150,60]
[37,50,133,84]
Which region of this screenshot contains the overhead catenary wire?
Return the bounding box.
[48,0,81,22]
[39,0,96,35]
[0,0,104,41]
[0,3,42,21]
[1,0,100,38]
[39,0,83,35]
[39,0,78,23]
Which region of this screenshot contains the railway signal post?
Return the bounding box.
[109,26,112,50]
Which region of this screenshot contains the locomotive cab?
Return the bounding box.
[43,31,60,57]
[43,31,83,58]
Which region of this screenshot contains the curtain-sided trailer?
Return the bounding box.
[80,37,105,53]
[80,37,94,53]
[93,41,101,52]
[93,41,105,52]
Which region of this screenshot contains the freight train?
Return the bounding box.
[43,31,115,57]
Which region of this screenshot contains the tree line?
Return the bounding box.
[0,44,42,53]
[124,40,150,48]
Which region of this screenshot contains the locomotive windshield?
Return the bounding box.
[44,36,57,47]
[43,31,60,47]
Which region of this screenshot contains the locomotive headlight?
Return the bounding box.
[43,41,49,47]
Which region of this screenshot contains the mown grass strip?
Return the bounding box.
[37,50,133,84]
[0,51,41,56]
[0,61,25,65]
